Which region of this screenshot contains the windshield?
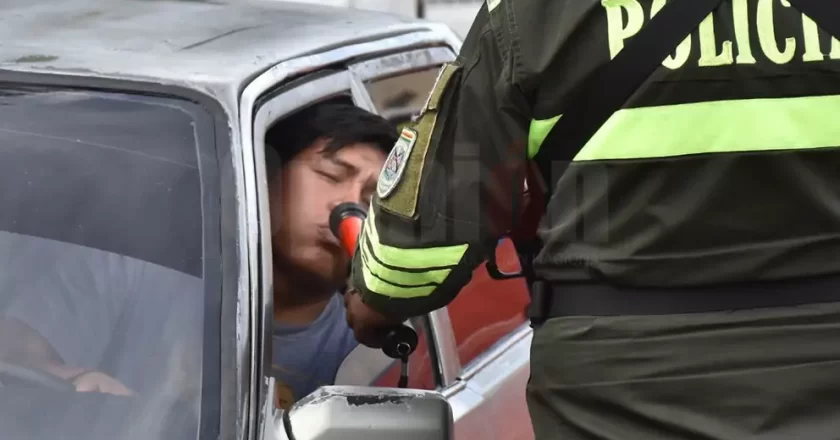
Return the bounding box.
[0,86,221,440]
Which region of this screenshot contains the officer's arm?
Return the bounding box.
[351,3,532,320]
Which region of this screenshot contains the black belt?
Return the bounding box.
[528,274,840,326]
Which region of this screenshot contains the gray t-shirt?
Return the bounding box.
[0,231,204,396]
[271,294,358,409]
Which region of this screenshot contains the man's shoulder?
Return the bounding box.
[327,293,359,354]
[270,294,359,406]
[272,294,357,355]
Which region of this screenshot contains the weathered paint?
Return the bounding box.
[0,0,435,99]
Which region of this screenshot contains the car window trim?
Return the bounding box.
[349,72,378,112]
[245,28,460,109]
[347,46,456,83]
[241,29,463,439]
[427,308,462,386]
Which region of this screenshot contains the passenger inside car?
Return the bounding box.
[0,237,202,396]
[265,99,398,410]
[0,88,209,439]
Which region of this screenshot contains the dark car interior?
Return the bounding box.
[0,87,206,440]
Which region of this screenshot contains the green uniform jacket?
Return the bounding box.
[352,0,840,320]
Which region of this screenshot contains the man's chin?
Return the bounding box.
[310,252,350,286]
[276,249,348,288]
[298,265,347,292]
[322,266,351,292]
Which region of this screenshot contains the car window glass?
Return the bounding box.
[363,66,442,128]
[446,239,530,368]
[0,87,219,439]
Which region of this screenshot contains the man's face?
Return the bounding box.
[269,138,387,293]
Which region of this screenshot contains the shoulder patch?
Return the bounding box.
[376,63,463,220]
[377,127,417,199]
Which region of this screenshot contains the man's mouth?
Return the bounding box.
[318,226,342,249]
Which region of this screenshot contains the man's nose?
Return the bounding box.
[328,182,367,211]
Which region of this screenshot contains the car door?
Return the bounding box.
[436,241,535,440]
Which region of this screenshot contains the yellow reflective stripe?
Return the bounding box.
[360,233,451,286]
[364,207,468,269]
[357,206,469,299]
[528,95,840,161]
[359,249,439,299]
[580,95,840,160]
[528,115,561,159]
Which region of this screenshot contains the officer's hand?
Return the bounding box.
[344,288,402,349]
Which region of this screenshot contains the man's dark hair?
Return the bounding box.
[265,98,398,176]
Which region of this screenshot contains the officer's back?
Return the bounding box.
[346,1,840,438]
[517,1,840,439]
[530,0,840,287]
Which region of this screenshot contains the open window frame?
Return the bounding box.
[237,23,461,438]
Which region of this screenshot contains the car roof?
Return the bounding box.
[0,0,436,90]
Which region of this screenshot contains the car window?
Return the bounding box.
[446,239,530,368]
[257,90,439,409]
[0,86,220,439]
[363,66,443,128]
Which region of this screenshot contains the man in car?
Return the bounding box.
[264,100,397,410]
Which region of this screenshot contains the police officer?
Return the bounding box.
[346,0,840,438]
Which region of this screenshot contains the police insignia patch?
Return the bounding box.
[377,127,417,199]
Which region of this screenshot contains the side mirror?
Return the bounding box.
[279,386,453,440]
